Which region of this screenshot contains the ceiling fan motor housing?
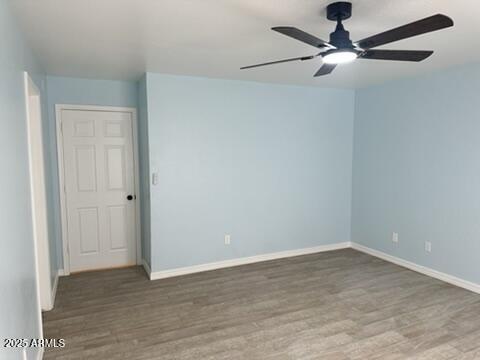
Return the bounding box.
[329,24,354,49]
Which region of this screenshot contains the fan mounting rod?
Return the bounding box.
[327,2,354,49]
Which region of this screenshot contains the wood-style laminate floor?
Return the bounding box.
[43,249,480,359]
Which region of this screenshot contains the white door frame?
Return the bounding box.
[24,72,53,314]
[56,104,142,275]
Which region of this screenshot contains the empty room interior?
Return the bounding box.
[2,0,480,359]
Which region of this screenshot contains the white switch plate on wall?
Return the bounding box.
[224,234,231,245]
[152,172,158,185]
[392,232,399,243]
[425,241,432,253]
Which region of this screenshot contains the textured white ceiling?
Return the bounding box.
[10,0,480,88]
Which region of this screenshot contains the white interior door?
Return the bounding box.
[60,109,137,272]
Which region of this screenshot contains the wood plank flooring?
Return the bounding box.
[43,249,480,359]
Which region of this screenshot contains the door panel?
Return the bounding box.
[108,205,128,250]
[105,120,125,137]
[105,145,126,190]
[75,145,97,192]
[73,120,95,137]
[61,109,136,272]
[78,207,100,254]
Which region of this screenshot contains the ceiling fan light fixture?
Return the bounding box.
[322,49,357,64]
[241,1,454,77]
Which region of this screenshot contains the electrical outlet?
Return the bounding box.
[392,232,399,243]
[425,241,432,253]
[224,234,231,245]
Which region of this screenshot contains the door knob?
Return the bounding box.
[127,195,134,201]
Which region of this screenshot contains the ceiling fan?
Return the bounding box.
[240,2,454,76]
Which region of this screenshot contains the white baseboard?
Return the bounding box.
[351,242,480,295]
[48,269,64,311]
[50,274,58,309]
[149,242,351,280]
[139,242,480,296]
[142,259,152,278]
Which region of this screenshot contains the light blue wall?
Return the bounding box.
[46,76,138,108]
[137,75,151,266]
[40,68,480,288]
[145,73,354,271]
[45,76,138,269]
[352,63,480,285]
[0,0,46,359]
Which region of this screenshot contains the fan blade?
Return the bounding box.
[314,63,337,77]
[272,27,332,49]
[360,49,433,62]
[356,14,453,49]
[240,55,315,70]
